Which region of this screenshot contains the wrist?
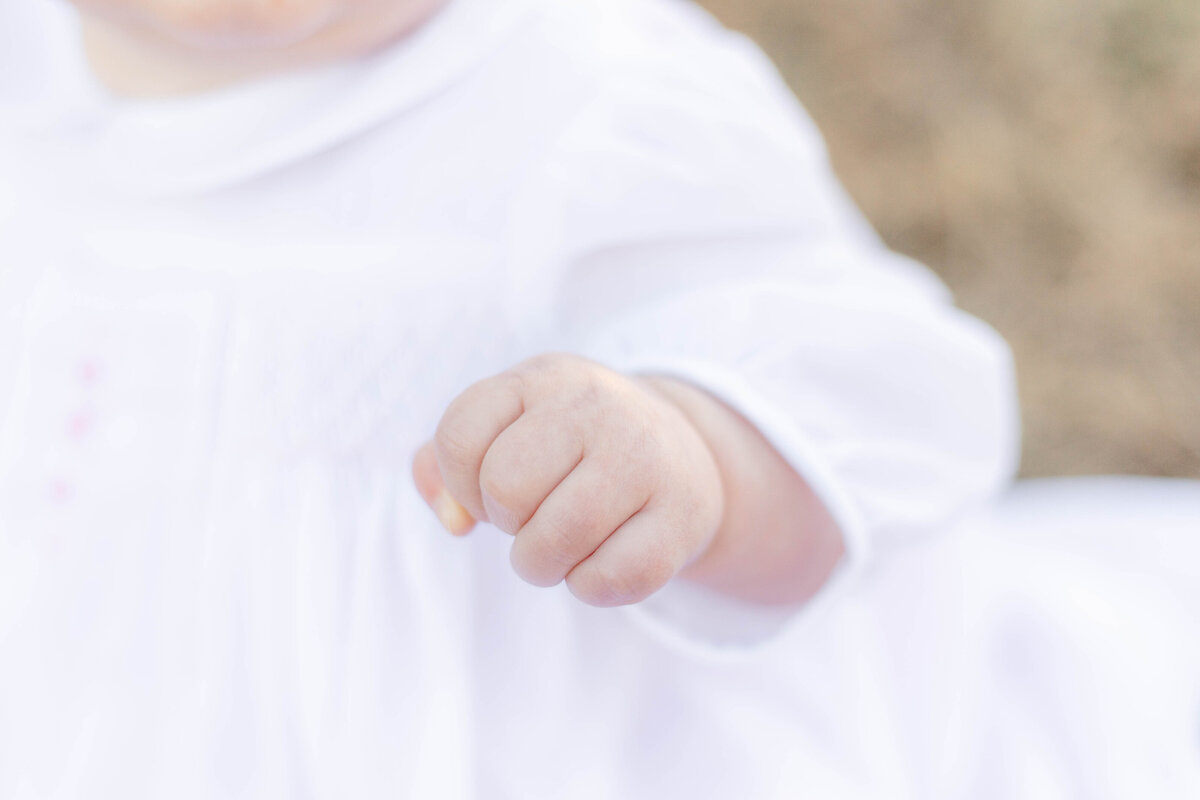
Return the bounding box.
[635,374,845,606]
[634,376,737,573]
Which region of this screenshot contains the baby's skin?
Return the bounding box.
[72,0,846,608]
[413,356,844,607]
[77,0,448,95]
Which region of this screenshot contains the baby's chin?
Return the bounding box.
[70,0,349,51]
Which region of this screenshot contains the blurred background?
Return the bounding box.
[697,0,1200,478]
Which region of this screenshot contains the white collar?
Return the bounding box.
[75,0,538,196]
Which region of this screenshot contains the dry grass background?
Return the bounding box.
[696,0,1200,477]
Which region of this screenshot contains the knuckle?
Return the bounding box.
[537,504,592,562]
[519,353,565,375]
[628,553,676,599]
[511,355,566,398]
[570,373,606,410]
[552,374,612,429]
[576,564,634,607]
[570,556,669,608]
[515,354,606,405]
[434,417,478,471]
[435,380,510,466]
[565,567,613,607]
[596,563,639,605]
[478,462,524,517]
[509,540,561,588]
[514,506,600,589]
[510,499,605,588]
[605,431,663,496]
[491,370,528,400]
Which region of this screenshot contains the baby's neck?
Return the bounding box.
[81,1,447,98]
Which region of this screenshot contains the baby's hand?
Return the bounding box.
[413,354,724,607]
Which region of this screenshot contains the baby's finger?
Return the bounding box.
[478,411,585,535]
[434,374,525,521]
[509,458,650,588]
[565,505,688,607]
[413,441,476,536]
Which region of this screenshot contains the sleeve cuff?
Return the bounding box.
[607,355,871,656]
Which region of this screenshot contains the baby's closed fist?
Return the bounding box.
[413,354,724,607]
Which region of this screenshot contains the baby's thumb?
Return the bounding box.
[413,441,477,536]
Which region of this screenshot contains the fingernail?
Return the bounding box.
[434,489,475,536]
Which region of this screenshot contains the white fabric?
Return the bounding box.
[2,0,1193,797]
[954,479,1200,799]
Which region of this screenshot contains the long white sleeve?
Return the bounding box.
[504,14,1020,649]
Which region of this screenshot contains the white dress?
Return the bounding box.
[0,0,1195,797]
